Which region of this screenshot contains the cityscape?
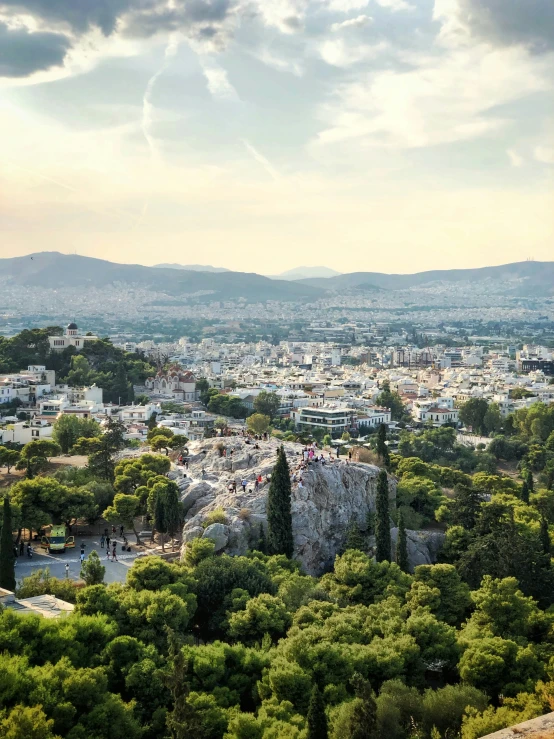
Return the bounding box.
[1,0,554,734]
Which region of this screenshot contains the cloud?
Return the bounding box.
[326,0,369,11]
[0,20,70,76]
[241,139,280,180]
[375,0,414,11]
[314,44,552,149]
[534,145,554,164]
[0,0,134,35]
[200,57,239,99]
[507,149,524,167]
[319,38,387,66]
[436,0,554,52]
[331,15,372,32]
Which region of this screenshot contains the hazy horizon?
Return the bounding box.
[1,0,553,273]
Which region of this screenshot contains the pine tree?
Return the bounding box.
[396,510,409,572]
[375,469,391,562]
[307,685,328,739]
[267,447,294,557]
[147,411,158,431]
[154,489,167,552]
[0,496,16,591]
[541,517,551,556]
[345,521,365,552]
[376,424,390,468]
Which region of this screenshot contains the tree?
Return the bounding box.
[0,705,59,739]
[147,411,158,431]
[375,470,391,562]
[437,484,484,530]
[307,685,328,739]
[103,493,142,544]
[459,398,489,434]
[10,477,96,530]
[322,435,332,448]
[395,510,409,573]
[73,418,126,481]
[247,413,271,436]
[345,521,365,552]
[154,486,167,551]
[0,496,16,591]
[540,517,551,556]
[333,675,378,739]
[376,424,390,468]
[164,481,181,549]
[80,549,105,586]
[254,391,280,419]
[483,403,503,435]
[113,360,134,405]
[214,417,228,432]
[52,414,101,454]
[16,439,61,478]
[266,447,294,557]
[0,446,20,473]
[375,381,405,421]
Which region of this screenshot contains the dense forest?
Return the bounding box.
[0,328,156,405]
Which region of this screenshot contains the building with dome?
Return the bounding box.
[48,323,98,352]
[145,365,199,401]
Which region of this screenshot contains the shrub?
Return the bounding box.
[239,508,252,521]
[202,508,228,528]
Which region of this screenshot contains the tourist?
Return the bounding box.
[100,535,105,549]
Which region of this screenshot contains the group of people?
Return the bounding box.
[99,526,130,561]
[227,473,269,495]
[12,541,33,559]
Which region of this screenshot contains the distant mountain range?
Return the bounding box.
[153,263,231,273]
[0,253,323,302]
[1,253,552,302]
[267,266,342,280]
[155,263,341,280]
[296,261,554,297]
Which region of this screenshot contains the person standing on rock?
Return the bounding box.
[241,479,247,492]
[254,478,259,491]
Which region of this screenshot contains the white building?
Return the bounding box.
[48,323,98,352]
[145,366,199,401]
[356,406,392,430]
[292,405,357,434]
[0,418,54,445]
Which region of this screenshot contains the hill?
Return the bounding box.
[297,261,554,295]
[153,263,230,272]
[267,266,342,280]
[0,253,324,303]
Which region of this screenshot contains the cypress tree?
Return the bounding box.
[267,446,294,557]
[396,510,409,573]
[375,469,391,562]
[376,424,390,468]
[164,483,181,550]
[154,490,167,552]
[0,496,16,591]
[307,685,328,739]
[541,517,551,556]
[525,467,534,495]
[521,478,530,505]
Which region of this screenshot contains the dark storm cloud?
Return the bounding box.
[0,21,71,76]
[0,0,136,35]
[458,0,554,51]
[0,0,235,37]
[124,0,234,40]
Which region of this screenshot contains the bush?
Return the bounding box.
[239,508,252,521]
[202,508,228,528]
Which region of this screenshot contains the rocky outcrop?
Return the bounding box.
[390,528,445,573]
[179,438,404,575]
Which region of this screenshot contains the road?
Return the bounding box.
[14,534,146,587]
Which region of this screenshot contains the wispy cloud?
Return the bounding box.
[141,32,180,163]
[507,149,524,167]
[241,139,280,181]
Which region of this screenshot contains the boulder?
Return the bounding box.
[390,528,445,572]
[202,523,230,552]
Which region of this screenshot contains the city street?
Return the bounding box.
[14,534,147,587]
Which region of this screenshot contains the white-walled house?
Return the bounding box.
[356,406,392,430]
[1,419,54,445]
[415,406,459,426]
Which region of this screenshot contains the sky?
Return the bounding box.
[0,0,553,274]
